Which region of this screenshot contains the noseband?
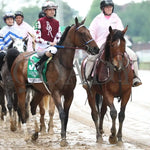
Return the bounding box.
[75,24,98,55]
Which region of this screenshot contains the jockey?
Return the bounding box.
[34,1,61,73]
[88,0,142,87]
[0,11,23,51]
[14,11,35,51]
[0,11,23,71]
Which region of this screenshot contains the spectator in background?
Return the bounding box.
[15,11,35,51]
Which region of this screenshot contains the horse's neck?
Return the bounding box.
[57,41,75,69]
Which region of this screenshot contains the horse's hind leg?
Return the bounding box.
[30,91,44,141]
[109,103,117,144]
[99,96,107,136]
[0,87,7,120]
[87,91,102,143]
[39,97,46,133]
[48,95,55,134]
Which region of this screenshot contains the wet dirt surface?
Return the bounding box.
[0,70,149,150]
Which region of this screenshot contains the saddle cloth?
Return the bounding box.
[27,53,51,83]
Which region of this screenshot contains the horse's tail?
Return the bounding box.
[6,48,20,71]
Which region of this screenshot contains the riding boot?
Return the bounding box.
[35,54,49,74]
[132,61,142,87]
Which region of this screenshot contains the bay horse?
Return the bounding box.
[81,26,133,145]
[6,17,99,146]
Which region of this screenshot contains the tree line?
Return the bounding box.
[0,0,150,43]
[86,0,150,43]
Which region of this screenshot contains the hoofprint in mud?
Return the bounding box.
[0,70,149,150]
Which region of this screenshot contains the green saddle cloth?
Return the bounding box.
[27,53,51,83]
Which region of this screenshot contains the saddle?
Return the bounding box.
[96,56,110,83]
[83,50,110,83]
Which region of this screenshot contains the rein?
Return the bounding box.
[54,45,87,50]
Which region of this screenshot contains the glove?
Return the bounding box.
[46,46,57,54]
[47,41,51,45]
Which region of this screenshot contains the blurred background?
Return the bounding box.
[0,0,150,69]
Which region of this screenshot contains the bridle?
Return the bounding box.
[74,24,98,55]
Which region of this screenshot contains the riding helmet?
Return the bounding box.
[100,0,114,11]
[15,11,24,18]
[42,1,58,11]
[3,12,15,22]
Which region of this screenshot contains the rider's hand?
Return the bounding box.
[47,41,56,46]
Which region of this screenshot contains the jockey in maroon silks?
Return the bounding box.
[34,1,61,73]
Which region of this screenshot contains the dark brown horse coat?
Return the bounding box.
[7,17,99,146]
[81,26,133,145]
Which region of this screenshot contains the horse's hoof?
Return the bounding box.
[10,125,17,132]
[60,139,68,147]
[117,141,123,146]
[25,136,30,142]
[31,132,39,141]
[96,137,103,143]
[10,121,17,131]
[109,135,117,144]
[49,129,54,135]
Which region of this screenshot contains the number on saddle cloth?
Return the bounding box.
[27,53,52,83]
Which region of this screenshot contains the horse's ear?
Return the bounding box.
[122,25,128,35]
[109,26,113,33]
[75,17,79,26]
[80,17,86,25]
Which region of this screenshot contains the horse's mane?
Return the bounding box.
[105,29,125,61]
[58,25,72,45]
[6,48,20,71]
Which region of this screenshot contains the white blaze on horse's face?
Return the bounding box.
[117,39,120,47]
[13,38,25,52]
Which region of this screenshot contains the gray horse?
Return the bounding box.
[0,37,29,131]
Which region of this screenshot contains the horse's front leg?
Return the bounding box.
[16,86,30,141]
[0,86,7,120]
[117,93,130,146]
[109,103,117,144]
[5,90,17,132]
[52,91,68,147]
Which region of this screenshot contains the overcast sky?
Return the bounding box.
[63,0,144,17]
[3,0,144,18]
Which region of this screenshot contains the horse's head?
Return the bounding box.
[105,26,128,71]
[10,36,28,52]
[69,17,99,55]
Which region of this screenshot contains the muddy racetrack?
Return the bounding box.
[0,70,149,150]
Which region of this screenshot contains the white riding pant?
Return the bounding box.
[35,43,57,57]
[126,46,139,76]
[85,46,139,79]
